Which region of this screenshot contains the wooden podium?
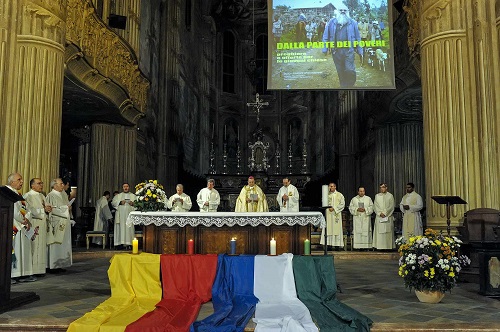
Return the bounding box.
[0,186,39,313]
[431,195,467,236]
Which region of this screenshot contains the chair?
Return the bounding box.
[86,231,106,249]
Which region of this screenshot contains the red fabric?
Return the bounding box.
[125,254,218,332]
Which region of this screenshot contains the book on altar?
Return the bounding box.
[249,194,258,202]
[358,202,364,208]
[380,216,389,222]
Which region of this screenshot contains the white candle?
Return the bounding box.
[270,237,277,255]
[322,185,329,207]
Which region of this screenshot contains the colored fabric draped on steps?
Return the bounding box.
[292,255,372,332]
[253,254,318,332]
[191,254,258,332]
[67,253,161,332]
[126,254,218,332]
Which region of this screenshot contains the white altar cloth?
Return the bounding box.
[126,211,325,228]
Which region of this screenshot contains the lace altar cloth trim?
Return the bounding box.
[127,211,325,228]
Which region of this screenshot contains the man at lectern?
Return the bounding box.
[235,176,268,212]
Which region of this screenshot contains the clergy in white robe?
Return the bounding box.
[235,176,269,212]
[7,173,35,281]
[349,187,374,249]
[400,182,423,239]
[93,191,113,245]
[373,183,395,250]
[24,178,52,275]
[277,178,300,212]
[196,179,220,212]
[166,184,192,212]
[46,178,73,269]
[320,183,345,247]
[111,183,137,247]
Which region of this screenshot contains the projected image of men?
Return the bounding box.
[322,5,363,88]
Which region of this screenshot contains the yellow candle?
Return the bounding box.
[270,237,277,255]
[132,238,139,254]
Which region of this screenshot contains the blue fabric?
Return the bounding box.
[190,254,258,332]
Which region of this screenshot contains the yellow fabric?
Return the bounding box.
[67,253,161,332]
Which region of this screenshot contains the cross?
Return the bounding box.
[246,93,269,123]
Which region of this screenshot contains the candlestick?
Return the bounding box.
[270,237,277,255]
[230,237,236,255]
[132,238,139,254]
[322,185,329,207]
[188,239,194,255]
[304,239,311,255]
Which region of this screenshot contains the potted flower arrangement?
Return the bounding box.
[134,180,167,212]
[396,228,470,303]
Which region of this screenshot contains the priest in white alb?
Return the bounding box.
[167,184,192,212]
[46,178,73,270]
[373,183,395,250]
[235,176,269,212]
[111,183,137,248]
[276,177,300,212]
[24,178,52,276]
[92,191,113,245]
[196,179,220,212]
[349,186,374,249]
[400,182,423,239]
[320,182,345,248]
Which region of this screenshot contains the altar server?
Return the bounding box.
[320,182,345,249]
[93,191,113,245]
[277,177,300,212]
[349,187,374,249]
[166,184,192,212]
[400,182,423,239]
[112,183,136,247]
[373,183,395,250]
[235,176,268,212]
[197,179,220,212]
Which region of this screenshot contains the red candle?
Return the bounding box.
[188,239,194,255]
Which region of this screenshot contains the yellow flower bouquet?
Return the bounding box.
[134,180,167,212]
[396,228,470,293]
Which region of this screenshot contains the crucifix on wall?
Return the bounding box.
[246,93,269,123]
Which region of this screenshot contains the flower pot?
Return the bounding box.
[415,290,445,303]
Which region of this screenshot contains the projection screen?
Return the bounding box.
[267,0,395,90]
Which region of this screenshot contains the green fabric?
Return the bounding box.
[292,255,372,332]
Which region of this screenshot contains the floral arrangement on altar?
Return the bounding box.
[396,228,471,293]
[134,180,167,212]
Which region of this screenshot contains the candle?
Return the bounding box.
[224,125,227,141]
[289,124,292,140]
[322,185,329,207]
[270,238,277,255]
[188,239,194,255]
[230,237,236,255]
[237,126,240,140]
[304,239,311,255]
[132,238,139,254]
[212,123,214,139]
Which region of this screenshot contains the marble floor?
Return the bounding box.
[1,248,499,332]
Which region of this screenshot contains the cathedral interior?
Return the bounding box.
[0,0,499,232]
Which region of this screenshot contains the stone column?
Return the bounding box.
[416,0,500,231]
[0,0,66,188]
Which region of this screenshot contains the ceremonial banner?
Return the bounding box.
[268,0,395,90]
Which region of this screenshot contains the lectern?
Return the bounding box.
[431,195,467,236]
[0,186,39,313]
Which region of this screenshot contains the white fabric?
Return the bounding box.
[196,187,220,212]
[9,186,33,278]
[24,189,47,274]
[166,193,192,212]
[46,189,72,269]
[400,191,423,239]
[93,196,112,244]
[349,195,374,249]
[373,192,395,249]
[111,192,136,246]
[126,211,325,228]
[320,191,345,247]
[277,184,300,212]
[253,254,318,332]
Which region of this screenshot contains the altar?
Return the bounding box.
[127,211,325,255]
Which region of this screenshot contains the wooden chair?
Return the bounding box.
[86,231,106,249]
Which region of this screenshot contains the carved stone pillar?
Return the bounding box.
[90,123,137,203]
[337,91,359,195]
[415,0,500,231]
[0,0,66,188]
